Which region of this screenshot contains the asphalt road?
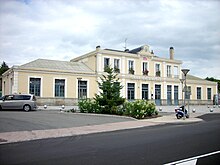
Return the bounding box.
[0,110,134,132]
[0,114,219,165]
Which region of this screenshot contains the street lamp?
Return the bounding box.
[179,78,185,105]
[181,69,190,119]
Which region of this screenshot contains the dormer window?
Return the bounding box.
[142,45,149,52]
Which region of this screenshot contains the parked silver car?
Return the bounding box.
[0,94,37,111]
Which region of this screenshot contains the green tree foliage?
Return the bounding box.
[95,66,125,114]
[206,77,220,93]
[0,61,9,75]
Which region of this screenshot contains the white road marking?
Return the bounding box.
[176,159,197,165]
[164,150,220,165]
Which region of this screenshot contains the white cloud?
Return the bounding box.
[0,0,220,78]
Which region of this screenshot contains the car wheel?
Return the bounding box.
[0,106,2,111]
[23,105,31,112]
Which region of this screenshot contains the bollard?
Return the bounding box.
[44,105,47,109]
[159,107,162,111]
[210,108,214,112]
[192,109,196,113]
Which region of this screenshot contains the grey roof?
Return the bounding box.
[187,74,216,84]
[128,47,142,54]
[187,74,205,81]
[19,59,94,73]
[104,48,125,53]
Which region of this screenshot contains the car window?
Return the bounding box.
[5,95,14,100]
[13,95,24,100]
[23,95,31,100]
[13,95,31,100]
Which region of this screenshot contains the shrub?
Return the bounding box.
[78,99,157,119]
[146,102,156,116]
[78,99,101,113]
[123,100,156,119]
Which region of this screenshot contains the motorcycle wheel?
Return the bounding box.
[176,114,182,119]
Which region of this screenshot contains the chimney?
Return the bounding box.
[151,50,154,55]
[169,47,174,60]
[96,45,101,51]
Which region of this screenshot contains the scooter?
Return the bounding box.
[175,105,189,119]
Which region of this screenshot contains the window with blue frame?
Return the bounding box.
[29,78,41,96]
[127,83,135,100]
[155,84,161,105]
[55,79,65,97]
[142,84,149,100]
[78,80,87,99]
[207,88,211,100]
[174,85,179,105]
[197,87,201,100]
[167,85,172,105]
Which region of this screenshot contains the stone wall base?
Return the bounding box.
[37,97,79,106]
[36,98,214,106]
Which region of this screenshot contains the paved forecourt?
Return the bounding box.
[0,111,205,144]
[0,105,219,144]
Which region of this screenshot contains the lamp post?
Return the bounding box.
[181,69,190,119]
[180,79,185,105]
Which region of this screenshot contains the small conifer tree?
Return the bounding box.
[95,66,125,114]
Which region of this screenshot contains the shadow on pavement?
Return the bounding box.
[198,113,220,122]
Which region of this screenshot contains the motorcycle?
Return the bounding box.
[175,105,189,119]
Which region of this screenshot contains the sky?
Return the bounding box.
[0,0,220,79]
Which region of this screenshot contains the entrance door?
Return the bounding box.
[155,85,161,105]
[174,86,179,105]
[167,85,172,105]
[142,84,148,100]
[127,83,135,100]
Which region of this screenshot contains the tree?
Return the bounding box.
[95,66,125,114]
[0,61,9,75]
[206,77,220,93]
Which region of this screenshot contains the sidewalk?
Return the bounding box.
[155,105,220,114]
[0,112,204,145]
[38,105,220,114]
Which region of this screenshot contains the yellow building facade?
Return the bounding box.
[2,45,217,105]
